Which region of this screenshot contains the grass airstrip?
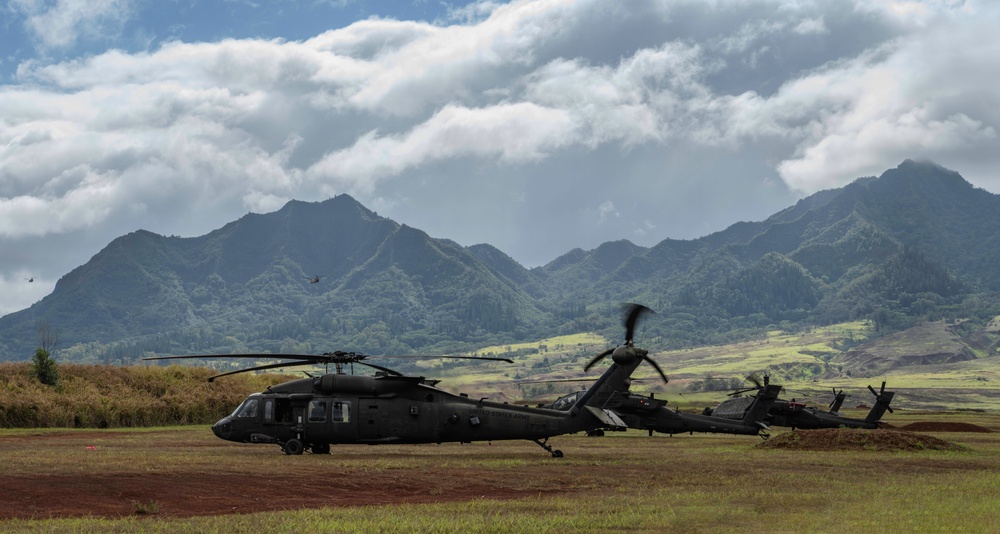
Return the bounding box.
[1,412,998,533]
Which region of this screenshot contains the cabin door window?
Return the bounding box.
[332,401,350,423]
[308,400,328,423]
[263,399,274,423]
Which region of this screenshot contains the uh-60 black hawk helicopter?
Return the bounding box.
[146,304,664,457]
[703,374,895,430]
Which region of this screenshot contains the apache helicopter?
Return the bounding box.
[145,304,663,457]
[547,382,782,439]
[704,375,895,430]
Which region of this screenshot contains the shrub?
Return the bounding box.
[31,348,59,386]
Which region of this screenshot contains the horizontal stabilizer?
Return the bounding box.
[584,406,628,430]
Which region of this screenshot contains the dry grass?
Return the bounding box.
[0,363,286,428]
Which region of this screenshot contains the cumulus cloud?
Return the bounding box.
[772,6,1000,191]
[2,0,1000,300]
[14,0,135,50]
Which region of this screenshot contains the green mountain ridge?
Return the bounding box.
[1,159,999,363]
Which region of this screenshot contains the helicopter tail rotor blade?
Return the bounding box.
[623,303,654,344]
[586,303,654,372]
[864,381,895,421]
[642,353,669,385]
[583,348,614,372]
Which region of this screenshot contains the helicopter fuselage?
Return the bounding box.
[212,373,607,454]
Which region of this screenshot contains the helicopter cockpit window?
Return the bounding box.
[308,400,327,423]
[552,391,584,411]
[332,401,350,423]
[235,398,259,418]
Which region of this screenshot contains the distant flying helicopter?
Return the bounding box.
[305,275,325,284]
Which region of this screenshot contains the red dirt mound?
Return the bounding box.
[758,428,962,452]
[899,422,993,433]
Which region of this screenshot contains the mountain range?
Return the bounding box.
[2,159,999,361]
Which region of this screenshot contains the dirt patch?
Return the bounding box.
[899,422,993,433]
[0,471,542,520]
[0,430,596,520]
[758,428,963,452]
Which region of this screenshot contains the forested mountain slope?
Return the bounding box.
[1,160,998,360]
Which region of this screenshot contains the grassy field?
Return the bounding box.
[1,412,998,533]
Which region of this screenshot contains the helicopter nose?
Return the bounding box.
[212,417,233,440]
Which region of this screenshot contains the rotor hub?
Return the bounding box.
[611,345,640,366]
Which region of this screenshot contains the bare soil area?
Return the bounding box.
[899,421,993,432]
[1,470,538,520]
[758,428,963,451]
[0,430,595,520]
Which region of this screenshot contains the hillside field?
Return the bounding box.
[426,321,1000,412]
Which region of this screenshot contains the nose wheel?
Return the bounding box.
[531,438,564,458]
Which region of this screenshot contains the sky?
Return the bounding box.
[2,0,999,317]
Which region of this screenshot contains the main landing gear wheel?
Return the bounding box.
[284,438,304,455]
[311,443,330,455]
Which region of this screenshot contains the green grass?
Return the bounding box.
[3,416,999,533]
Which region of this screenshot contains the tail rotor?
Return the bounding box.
[868,381,894,414]
[583,303,667,385]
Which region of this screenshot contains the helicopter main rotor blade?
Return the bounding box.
[206,360,321,382]
[145,350,513,381]
[145,353,338,363]
[385,355,515,363]
[146,352,513,364]
[355,360,403,376]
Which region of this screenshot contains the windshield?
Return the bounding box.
[231,398,259,418]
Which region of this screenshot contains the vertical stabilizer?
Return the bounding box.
[741,384,782,426]
[864,382,895,424]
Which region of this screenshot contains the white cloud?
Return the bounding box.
[771,6,1000,192]
[597,200,617,223]
[15,0,135,50]
[3,0,1000,296]
[305,102,577,192]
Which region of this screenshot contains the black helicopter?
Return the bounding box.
[547,382,782,439]
[145,304,664,457]
[704,375,895,430]
[305,275,325,284]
